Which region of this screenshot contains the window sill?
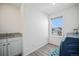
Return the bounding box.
[52,35,63,37]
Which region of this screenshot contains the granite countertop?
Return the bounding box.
[0,33,22,39]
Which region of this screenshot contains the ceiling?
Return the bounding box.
[11,3,79,15]
[25,3,79,15]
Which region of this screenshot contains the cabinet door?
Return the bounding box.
[2,39,8,56]
[0,43,4,56]
[3,43,7,56]
[8,39,22,56]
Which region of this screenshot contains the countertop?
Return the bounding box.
[0,33,22,39]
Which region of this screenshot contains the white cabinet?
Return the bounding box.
[3,39,7,56]
[3,43,7,56]
[0,37,22,56]
[0,43,4,56]
[0,40,3,56]
[0,39,7,56]
[0,43,7,56]
[8,38,22,56]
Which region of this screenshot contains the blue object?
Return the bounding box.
[60,33,79,56]
[49,48,59,56]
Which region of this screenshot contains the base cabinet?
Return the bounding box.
[0,37,22,56]
[8,38,22,56]
[3,43,7,56]
[0,39,7,56]
[0,44,4,56]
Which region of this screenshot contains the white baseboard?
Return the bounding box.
[23,42,48,56]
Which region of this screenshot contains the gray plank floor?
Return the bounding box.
[28,43,58,56]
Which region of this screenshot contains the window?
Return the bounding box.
[51,16,63,36]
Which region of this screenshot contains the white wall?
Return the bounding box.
[49,6,78,46]
[76,5,79,30]
[22,4,48,55]
[0,4,22,33]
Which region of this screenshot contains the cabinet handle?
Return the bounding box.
[3,44,5,46]
[7,43,10,45]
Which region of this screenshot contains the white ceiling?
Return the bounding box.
[24,3,78,15]
[10,3,79,15]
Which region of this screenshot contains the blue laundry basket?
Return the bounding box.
[49,48,59,56]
